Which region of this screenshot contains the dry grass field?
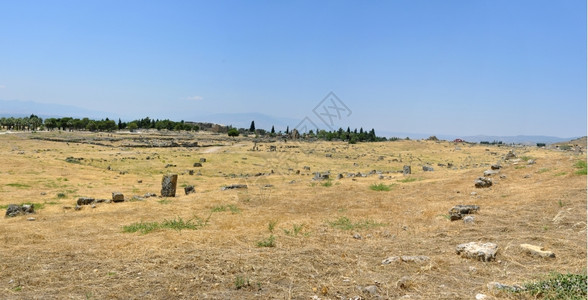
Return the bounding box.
[1,131,586,299]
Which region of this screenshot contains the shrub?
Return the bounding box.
[508,272,587,300]
[228,128,240,137]
[369,183,394,191]
[574,160,587,175]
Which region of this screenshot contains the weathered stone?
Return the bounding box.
[505,150,517,160]
[520,244,555,258]
[184,185,196,195]
[77,197,95,205]
[422,165,434,172]
[491,164,501,170]
[221,184,248,191]
[199,158,206,162]
[527,159,535,165]
[313,172,329,180]
[456,242,498,262]
[337,173,344,179]
[353,233,362,239]
[5,204,35,217]
[325,154,332,158]
[112,192,125,203]
[188,170,194,175]
[193,162,202,167]
[474,177,492,188]
[363,285,378,295]
[450,212,462,221]
[161,174,178,197]
[382,256,430,264]
[463,216,475,224]
[74,205,82,211]
[27,217,36,221]
[483,169,499,176]
[303,166,311,171]
[403,165,411,175]
[450,205,479,215]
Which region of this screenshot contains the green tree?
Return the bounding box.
[249,121,256,132]
[228,128,240,137]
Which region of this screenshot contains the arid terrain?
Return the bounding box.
[1,131,586,299]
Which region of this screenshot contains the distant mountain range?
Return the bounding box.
[0,99,580,145]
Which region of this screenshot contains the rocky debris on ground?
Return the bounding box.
[456,242,498,262]
[422,165,434,172]
[184,185,195,195]
[483,169,499,176]
[161,174,178,197]
[396,276,412,289]
[487,281,525,292]
[520,243,555,258]
[111,192,125,202]
[221,184,248,190]
[449,205,479,221]
[491,164,501,170]
[77,197,95,206]
[313,172,330,181]
[362,285,378,296]
[527,159,535,165]
[75,205,82,211]
[505,150,517,160]
[353,233,362,240]
[27,217,36,221]
[463,216,475,224]
[475,293,488,300]
[474,177,492,188]
[402,165,411,175]
[199,158,206,162]
[382,256,430,264]
[304,166,311,171]
[5,204,35,217]
[193,162,202,167]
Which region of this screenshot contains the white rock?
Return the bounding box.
[456,242,498,262]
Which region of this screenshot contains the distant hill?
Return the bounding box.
[0,99,121,120]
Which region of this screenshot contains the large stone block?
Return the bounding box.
[161,174,178,197]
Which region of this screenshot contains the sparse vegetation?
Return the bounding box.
[211,204,241,214]
[574,160,587,175]
[123,216,208,234]
[398,177,419,183]
[507,272,587,300]
[234,276,250,290]
[369,183,394,191]
[256,235,276,247]
[328,216,386,231]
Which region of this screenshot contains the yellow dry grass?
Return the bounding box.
[0,131,586,299]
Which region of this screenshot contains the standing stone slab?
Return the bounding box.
[161,174,178,197]
[403,165,411,175]
[456,242,498,262]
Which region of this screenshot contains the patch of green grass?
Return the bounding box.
[57,193,67,199]
[558,199,565,207]
[268,220,277,233]
[123,216,209,234]
[538,168,550,173]
[554,172,567,177]
[13,286,22,292]
[256,235,276,247]
[520,155,534,162]
[6,183,31,188]
[235,276,250,289]
[327,216,386,231]
[158,199,171,204]
[321,180,333,187]
[397,177,419,183]
[283,224,306,236]
[369,183,395,191]
[574,160,587,175]
[509,272,587,300]
[211,204,241,214]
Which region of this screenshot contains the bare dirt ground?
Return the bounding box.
[0,131,586,299]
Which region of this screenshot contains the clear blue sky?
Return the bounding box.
[0,0,585,137]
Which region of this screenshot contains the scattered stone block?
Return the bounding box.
[422,165,434,172]
[161,174,178,197]
[505,150,517,160]
[483,169,499,176]
[5,204,35,217]
[456,242,498,262]
[474,177,492,188]
[193,162,203,167]
[491,164,501,170]
[199,158,206,162]
[112,192,125,203]
[184,185,196,195]
[77,197,95,206]
[463,216,475,224]
[450,205,480,215]
[221,184,248,191]
[520,244,555,258]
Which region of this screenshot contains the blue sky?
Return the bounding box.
[0,0,585,137]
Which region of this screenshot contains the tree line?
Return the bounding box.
[0,115,198,132]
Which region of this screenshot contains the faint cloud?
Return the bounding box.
[184,96,203,101]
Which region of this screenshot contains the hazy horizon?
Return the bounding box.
[0,1,586,137]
